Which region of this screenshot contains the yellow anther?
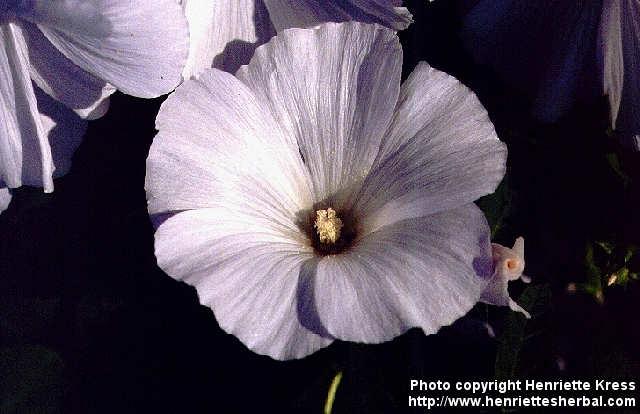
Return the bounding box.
[314,208,343,244]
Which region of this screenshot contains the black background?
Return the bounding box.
[1,1,639,413]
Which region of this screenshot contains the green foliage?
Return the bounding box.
[580,241,639,303]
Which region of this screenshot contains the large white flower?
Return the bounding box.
[179,0,412,77]
[0,0,189,213]
[146,22,507,360]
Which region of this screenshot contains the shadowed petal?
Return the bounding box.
[0,23,54,191]
[461,0,602,122]
[34,87,87,179]
[154,208,332,360]
[237,22,402,202]
[354,62,506,234]
[146,68,312,215]
[181,0,275,77]
[264,0,412,31]
[20,0,189,98]
[21,22,114,120]
[309,204,493,343]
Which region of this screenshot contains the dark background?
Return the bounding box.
[1,1,639,413]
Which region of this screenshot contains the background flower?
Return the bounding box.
[0,0,189,210]
[146,22,507,360]
[460,0,639,147]
[179,0,412,76]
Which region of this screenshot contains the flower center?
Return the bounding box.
[314,208,343,244]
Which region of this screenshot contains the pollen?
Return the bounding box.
[314,208,343,244]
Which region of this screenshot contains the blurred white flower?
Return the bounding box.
[179,0,412,77]
[147,22,508,360]
[0,0,189,209]
[481,237,531,318]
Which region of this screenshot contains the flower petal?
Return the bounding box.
[34,87,87,179]
[0,23,54,191]
[599,0,640,145]
[154,208,333,360]
[309,204,493,343]
[20,0,189,98]
[21,22,115,120]
[461,0,602,122]
[354,62,506,233]
[181,0,275,77]
[146,68,312,215]
[0,188,11,213]
[237,22,402,202]
[263,0,412,31]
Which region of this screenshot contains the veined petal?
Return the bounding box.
[181,0,275,77]
[21,22,115,120]
[21,0,189,98]
[155,208,332,360]
[0,188,11,213]
[0,23,54,191]
[599,0,640,144]
[310,204,493,343]
[263,0,412,31]
[147,68,312,215]
[354,62,506,233]
[237,22,402,203]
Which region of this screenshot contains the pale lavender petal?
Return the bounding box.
[310,204,493,343]
[21,0,189,98]
[599,0,640,144]
[353,62,506,234]
[237,22,402,202]
[181,0,275,77]
[154,208,332,360]
[0,23,54,191]
[263,0,412,31]
[146,68,312,215]
[0,188,11,213]
[21,22,114,120]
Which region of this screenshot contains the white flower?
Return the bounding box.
[146,22,507,360]
[481,237,532,318]
[0,0,189,209]
[179,0,412,77]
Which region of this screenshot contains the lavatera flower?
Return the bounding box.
[0,0,189,214]
[180,0,411,77]
[146,22,509,360]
